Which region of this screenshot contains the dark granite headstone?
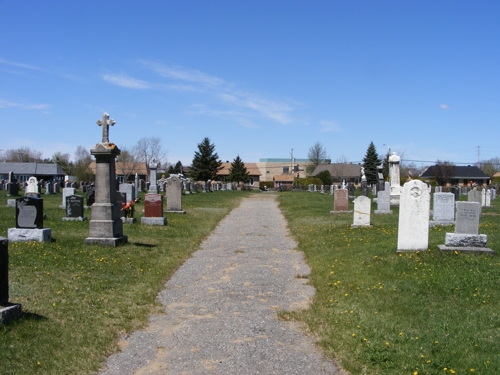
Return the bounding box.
[86,186,95,207]
[16,197,43,229]
[0,237,8,304]
[116,192,126,218]
[66,195,84,218]
[7,182,20,197]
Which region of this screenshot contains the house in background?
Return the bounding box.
[0,162,66,183]
[217,162,262,186]
[88,161,148,183]
[420,165,491,186]
[273,174,295,188]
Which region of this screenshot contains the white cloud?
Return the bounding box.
[319,120,342,132]
[140,61,296,126]
[0,58,40,70]
[0,99,50,111]
[102,74,150,89]
[440,103,449,110]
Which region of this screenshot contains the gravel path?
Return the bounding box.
[99,193,341,375]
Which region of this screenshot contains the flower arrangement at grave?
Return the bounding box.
[121,198,139,218]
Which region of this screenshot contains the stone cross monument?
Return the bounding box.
[85,112,127,247]
[96,112,115,143]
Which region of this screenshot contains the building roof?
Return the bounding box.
[420,165,491,179]
[273,174,294,182]
[311,163,361,178]
[0,162,66,176]
[88,161,148,175]
[217,162,261,176]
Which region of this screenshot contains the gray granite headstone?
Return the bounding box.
[431,192,455,225]
[166,175,185,213]
[61,187,75,208]
[455,202,480,235]
[375,189,392,214]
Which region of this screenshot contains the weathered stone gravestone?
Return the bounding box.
[25,177,40,198]
[148,162,159,193]
[119,183,136,203]
[141,194,166,226]
[438,202,493,254]
[0,237,22,324]
[331,189,350,213]
[485,189,491,207]
[60,187,76,209]
[84,113,127,246]
[389,152,401,205]
[165,175,186,214]
[45,181,52,195]
[430,192,455,227]
[397,180,430,252]
[468,189,482,206]
[374,189,392,214]
[62,195,87,221]
[8,197,52,243]
[352,196,371,227]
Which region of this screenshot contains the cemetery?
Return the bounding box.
[1,176,499,374]
[0,119,499,374]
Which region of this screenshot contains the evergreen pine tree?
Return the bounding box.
[362,141,381,185]
[190,137,223,181]
[227,155,250,183]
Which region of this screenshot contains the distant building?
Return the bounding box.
[88,161,148,183]
[217,162,262,186]
[256,158,331,182]
[420,165,491,186]
[0,162,66,182]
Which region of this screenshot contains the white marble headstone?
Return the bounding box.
[397,180,430,251]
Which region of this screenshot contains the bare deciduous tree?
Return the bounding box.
[133,137,167,178]
[306,142,328,176]
[4,147,43,162]
[74,146,93,182]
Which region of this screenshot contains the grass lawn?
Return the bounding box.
[278,190,500,375]
[0,188,252,375]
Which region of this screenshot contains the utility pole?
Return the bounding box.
[290,149,294,174]
[477,146,480,168]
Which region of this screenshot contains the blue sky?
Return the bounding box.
[1,1,499,169]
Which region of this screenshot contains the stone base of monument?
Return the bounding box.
[84,235,128,247]
[330,211,352,214]
[0,303,22,325]
[141,217,166,226]
[8,228,52,243]
[429,220,454,227]
[62,217,87,222]
[165,210,186,214]
[390,197,400,206]
[351,224,372,228]
[438,233,494,254]
[121,217,136,224]
[374,210,393,214]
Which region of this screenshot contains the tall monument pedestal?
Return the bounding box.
[85,114,127,247]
